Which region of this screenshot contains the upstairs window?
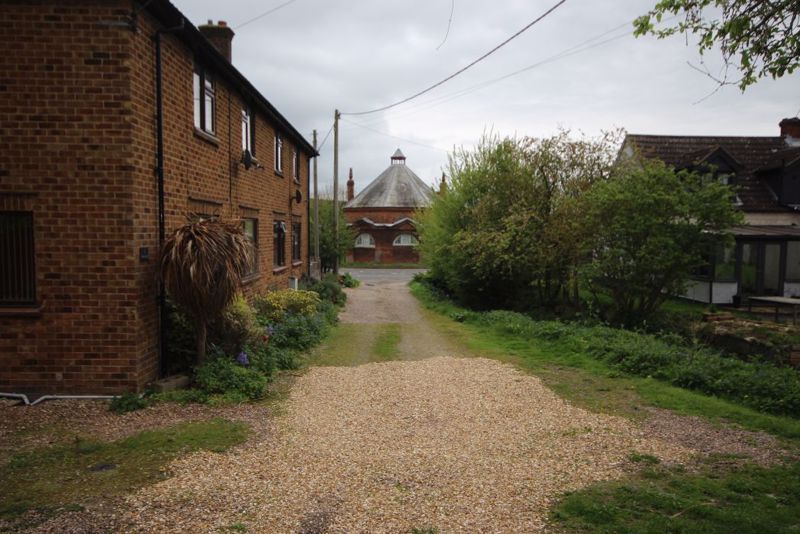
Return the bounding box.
[193,65,215,134]
[355,233,375,248]
[241,107,254,155]
[273,220,286,267]
[292,221,302,262]
[0,212,36,304]
[274,134,283,173]
[293,150,300,181]
[393,233,418,247]
[242,218,258,276]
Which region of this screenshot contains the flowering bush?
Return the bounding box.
[253,289,321,323]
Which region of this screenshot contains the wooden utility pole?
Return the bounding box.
[312,129,320,278]
[333,109,340,275]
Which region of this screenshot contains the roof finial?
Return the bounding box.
[391,148,406,164]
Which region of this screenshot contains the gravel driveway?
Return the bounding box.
[123,270,691,533]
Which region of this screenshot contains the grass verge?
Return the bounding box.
[1,418,248,521]
[552,459,800,533]
[310,323,403,366]
[410,281,800,440]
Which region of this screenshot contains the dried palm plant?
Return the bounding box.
[160,218,252,365]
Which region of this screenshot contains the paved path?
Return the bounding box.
[124,271,689,532]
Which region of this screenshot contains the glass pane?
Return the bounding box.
[204,94,214,133]
[763,243,781,295]
[715,243,736,281]
[193,71,201,128]
[787,241,800,281]
[740,243,757,295]
[241,110,249,151]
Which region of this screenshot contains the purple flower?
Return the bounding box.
[265,325,274,337]
[236,351,249,366]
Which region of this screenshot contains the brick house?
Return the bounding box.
[0,0,315,396]
[620,118,800,304]
[344,150,437,264]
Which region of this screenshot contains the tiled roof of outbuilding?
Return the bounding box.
[624,134,794,213]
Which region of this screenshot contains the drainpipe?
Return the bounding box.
[154,19,184,377]
[0,393,117,406]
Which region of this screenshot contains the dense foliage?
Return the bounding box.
[160,218,251,365]
[311,199,354,273]
[419,132,740,325]
[580,159,741,326]
[635,0,800,90]
[160,274,351,405]
[418,131,620,310]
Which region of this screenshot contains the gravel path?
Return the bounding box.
[121,271,690,532]
[125,357,689,533]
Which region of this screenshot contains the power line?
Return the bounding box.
[235,0,299,30]
[357,20,634,127]
[341,0,568,116]
[436,0,456,51]
[341,118,448,152]
[317,122,335,151]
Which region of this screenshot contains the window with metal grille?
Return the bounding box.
[273,220,286,267]
[292,222,301,262]
[0,212,36,304]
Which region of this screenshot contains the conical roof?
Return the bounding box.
[345,151,435,209]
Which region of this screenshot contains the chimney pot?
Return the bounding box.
[199,20,235,63]
[346,168,355,201]
[780,117,800,141]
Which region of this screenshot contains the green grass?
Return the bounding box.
[552,460,800,533]
[410,282,800,440]
[0,418,248,521]
[310,323,403,366]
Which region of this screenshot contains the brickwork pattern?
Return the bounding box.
[0,2,311,395]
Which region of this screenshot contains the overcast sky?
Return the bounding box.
[174,0,799,196]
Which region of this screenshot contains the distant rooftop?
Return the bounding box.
[345,150,434,209]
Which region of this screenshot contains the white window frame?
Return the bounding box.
[354,233,375,248]
[241,107,254,154]
[274,134,283,173]
[393,233,418,247]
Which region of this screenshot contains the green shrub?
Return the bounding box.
[253,289,320,323]
[340,272,360,288]
[165,302,197,375]
[305,273,346,306]
[270,312,326,352]
[269,345,301,370]
[194,356,267,401]
[109,393,148,414]
[209,294,261,355]
[244,340,275,377]
[475,309,800,417]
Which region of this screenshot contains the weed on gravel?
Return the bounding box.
[0,418,248,524]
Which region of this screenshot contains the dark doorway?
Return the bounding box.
[738,241,784,297]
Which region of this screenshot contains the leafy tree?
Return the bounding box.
[580,159,742,326]
[634,1,800,90]
[160,218,251,365]
[418,131,619,309]
[311,199,353,273]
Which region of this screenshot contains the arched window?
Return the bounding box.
[393,233,418,247]
[354,233,375,248]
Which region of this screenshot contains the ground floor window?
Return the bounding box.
[393,233,418,247]
[292,221,301,262]
[273,220,286,267]
[355,233,375,248]
[242,218,258,275]
[1,212,36,304]
[786,241,800,282]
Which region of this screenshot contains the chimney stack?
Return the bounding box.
[347,168,355,201]
[438,172,448,195]
[780,117,800,145]
[198,20,234,63]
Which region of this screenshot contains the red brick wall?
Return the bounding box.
[345,207,421,264]
[0,2,311,395]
